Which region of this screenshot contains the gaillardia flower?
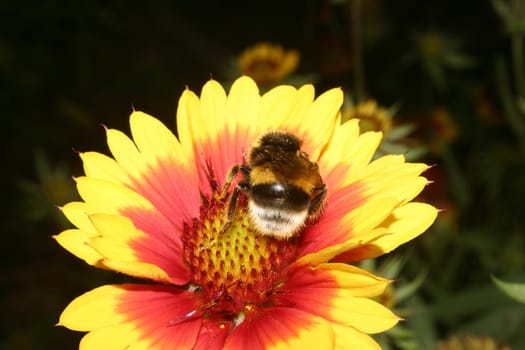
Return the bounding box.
[239,43,300,86]
[55,76,437,349]
[342,100,392,135]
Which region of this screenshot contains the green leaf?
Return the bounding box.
[491,0,510,20]
[517,96,525,114]
[404,296,438,349]
[457,304,525,341]
[491,275,525,304]
[385,124,415,141]
[405,146,428,162]
[442,52,476,69]
[396,269,428,303]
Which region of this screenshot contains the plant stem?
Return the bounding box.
[511,34,525,98]
[495,56,525,153]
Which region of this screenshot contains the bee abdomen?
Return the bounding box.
[247,183,311,238]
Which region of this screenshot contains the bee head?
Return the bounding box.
[258,131,302,152]
[249,131,302,166]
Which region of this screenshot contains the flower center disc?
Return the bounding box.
[182,195,298,316]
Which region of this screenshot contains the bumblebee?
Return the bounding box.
[221,131,326,239]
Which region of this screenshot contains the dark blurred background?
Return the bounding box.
[2,1,525,349]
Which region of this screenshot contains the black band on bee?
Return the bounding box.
[249,183,310,212]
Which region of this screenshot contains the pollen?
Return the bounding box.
[182,195,298,316]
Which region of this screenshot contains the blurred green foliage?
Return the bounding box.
[2,0,525,349]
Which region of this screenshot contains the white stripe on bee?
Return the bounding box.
[248,201,309,239]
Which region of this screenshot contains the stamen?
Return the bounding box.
[234,311,245,327]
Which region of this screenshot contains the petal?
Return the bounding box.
[300,119,437,258]
[300,87,343,160]
[177,84,229,197]
[266,85,342,161]
[319,119,360,177]
[177,89,214,196]
[128,111,201,220]
[192,319,230,350]
[76,177,188,273]
[226,76,262,140]
[299,180,429,259]
[106,127,146,179]
[99,259,175,285]
[76,177,189,277]
[298,182,368,257]
[104,115,200,224]
[123,207,189,283]
[200,79,228,139]
[259,83,310,138]
[129,111,190,168]
[128,156,200,229]
[67,177,190,284]
[60,284,203,350]
[88,213,188,284]
[276,265,400,334]
[321,126,382,190]
[79,323,148,350]
[116,285,203,349]
[53,229,103,266]
[208,76,261,187]
[299,184,398,258]
[59,285,128,331]
[360,154,430,204]
[343,197,400,238]
[260,84,299,131]
[176,88,204,167]
[61,201,95,232]
[284,84,315,129]
[332,324,381,350]
[296,228,387,266]
[338,202,439,262]
[76,177,153,214]
[224,307,334,350]
[385,203,438,244]
[80,151,129,186]
[184,77,263,195]
[314,263,391,297]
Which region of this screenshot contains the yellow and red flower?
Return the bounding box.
[436,334,510,350]
[55,76,437,349]
[341,99,392,134]
[238,43,300,86]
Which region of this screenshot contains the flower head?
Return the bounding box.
[342,99,427,161]
[238,43,300,86]
[342,100,392,134]
[436,334,510,350]
[428,107,459,154]
[55,76,437,349]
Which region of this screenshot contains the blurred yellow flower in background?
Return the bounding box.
[428,106,459,154]
[436,334,510,350]
[238,42,300,85]
[342,98,427,161]
[342,99,392,134]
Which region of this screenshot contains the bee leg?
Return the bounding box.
[218,165,251,199]
[308,184,327,216]
[220,181,249,235]
[219,165,240,199]
[218,164,251,235]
